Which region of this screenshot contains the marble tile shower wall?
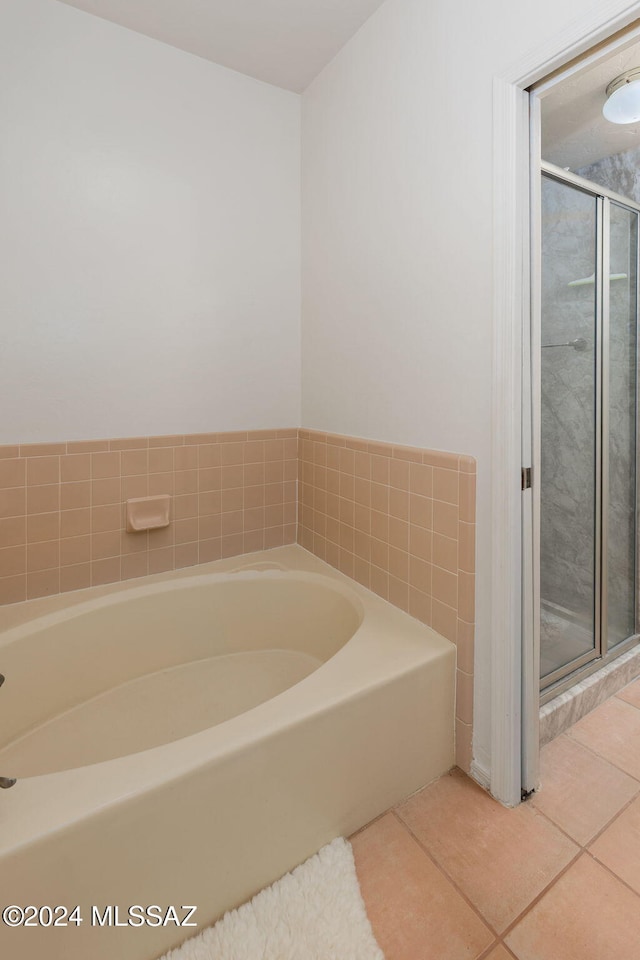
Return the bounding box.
[297,429,476,772]
[579,146,640,206]
[540,178,597,618]
[0,430,298,605]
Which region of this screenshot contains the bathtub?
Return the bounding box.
[0,545,455,960]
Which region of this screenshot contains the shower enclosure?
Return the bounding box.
[540,162,639,694]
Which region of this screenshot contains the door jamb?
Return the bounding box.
[491,2,640,806]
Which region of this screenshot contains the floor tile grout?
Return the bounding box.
[495,847,584,943]
[390,806,501,942]
[564,727,640,783]
[354,674,640,960]
[530,777,640,851]
[585,847,640,901]
[583,785,640,849]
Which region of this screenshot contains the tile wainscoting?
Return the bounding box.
[297,430,476,772]
[0,427,476,771]
[0,430,298,604]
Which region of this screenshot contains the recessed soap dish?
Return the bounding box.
[126,495,170,533]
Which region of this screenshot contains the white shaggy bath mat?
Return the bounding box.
[159,837,385,960]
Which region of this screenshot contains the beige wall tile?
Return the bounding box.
[410,525,432,562]
[456,620,475,674]
[91,452,120,479]
[67,440,109,454]
[455,720,473,773]
[174,518,198,544]
[456,670,474,725]
[409,587,431,625]
[389,575,409,612]
[175,542,199,568]
[27,541,59,572]
[91,557,121,585]
[91,531,120,561]
[174,446,199,471]
[0,574,26,604]
[61,482,90,510]
[122,477,149,504]
[27,513,60,543]
[26,457,58,486]
[433,468,459,505]
[370,565,389,600]
[26,484,60,515]
[458,521,475,573]
[371,455,389,484]
[459,473,476,523]
[409,556,431,594]
[109,437,149,451]
[458,571,475,623]
[243,530,264,553]
[92,478,120,505]
[0,516,26,547]
[432,599,457,644]
[60,454,90,482]
[199,538,222,564]
[433,500,458,539]
[92,504,121,534]
[149,447,174,473]
[221,465,243,489]
[434,533,458,574]
[27,568,60,599]
[121,554,148,581]
[409,462,433,497]
[410,494,432,530]
[121,450,148,476]
[0,487,26,519]
[0,459,26,490]
[0,544,26,578]
[60,536,91,567]
[389,458,410,490]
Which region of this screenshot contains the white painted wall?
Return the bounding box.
[301,0,630,780]
[0,0,301,443]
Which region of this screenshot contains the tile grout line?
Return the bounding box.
[389,807,502,943]
[564,725,640,784]
[392,780,586,948]
[530,776,640,853]
[584,847,640,901]
[583,784,640,849]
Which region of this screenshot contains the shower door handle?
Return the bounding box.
[541,337,589,351]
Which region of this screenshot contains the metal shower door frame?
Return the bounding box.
[536,160,640,698]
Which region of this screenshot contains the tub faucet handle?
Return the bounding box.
[0,675,16,786]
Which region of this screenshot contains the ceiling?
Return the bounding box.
[56,0,387,93]
[542,33,640,170]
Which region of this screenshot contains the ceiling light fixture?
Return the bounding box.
[603,67,640,123]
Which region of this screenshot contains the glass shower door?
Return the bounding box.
[540,166,640,692]
[540,175,599,684]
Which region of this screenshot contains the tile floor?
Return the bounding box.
[351,675,640,960]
